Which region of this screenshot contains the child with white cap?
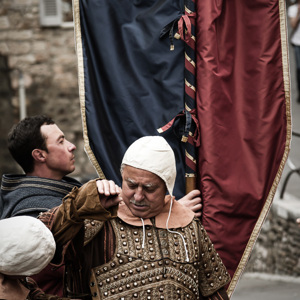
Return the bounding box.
[0,216,56,300]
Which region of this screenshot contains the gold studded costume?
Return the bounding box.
[39,180,230,300]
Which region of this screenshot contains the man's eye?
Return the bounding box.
[145,187,156,193]
[128,184,136,189]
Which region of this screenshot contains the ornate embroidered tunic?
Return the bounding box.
[89,218,229,299]
[40,180,230,300]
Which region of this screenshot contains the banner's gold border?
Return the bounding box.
[227,0,292,297]
[73,0,106,179]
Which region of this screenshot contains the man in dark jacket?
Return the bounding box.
[1,115,80,219]
[0,115,81,296]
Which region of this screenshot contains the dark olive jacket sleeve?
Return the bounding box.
[39,179,118,248]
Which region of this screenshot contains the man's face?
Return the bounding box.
[40,124,76,179]
[121,165,167,219]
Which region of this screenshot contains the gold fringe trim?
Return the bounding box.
[185,5,192,14]
[185,78,196,92]
[185,103,192,111]
[227,0,292,297]
[185,52,196,67]
[185,173,196,178]
[185,150,197,164]
[73,0,106,179]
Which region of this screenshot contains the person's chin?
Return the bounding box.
[130,204,150,218]
[63,167,75,177]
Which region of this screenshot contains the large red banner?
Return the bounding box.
[195,0,291,295]
[73,0,291,297]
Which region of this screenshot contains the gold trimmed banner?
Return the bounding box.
[195,0,291,296]
[73,0,291,297]
[228,0,291,296]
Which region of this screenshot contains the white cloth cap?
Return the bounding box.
[121,136,176,196]
[0,216,56,276]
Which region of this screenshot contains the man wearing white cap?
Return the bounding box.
[39,136,230,300]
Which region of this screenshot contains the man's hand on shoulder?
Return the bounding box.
[96,180,123,209]
[178,189,202,218]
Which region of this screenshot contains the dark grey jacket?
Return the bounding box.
[0,174,82,219]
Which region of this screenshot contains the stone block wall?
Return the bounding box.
[0,0,97,181]
[245,195,300,276]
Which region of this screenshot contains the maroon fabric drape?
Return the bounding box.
[196,0,290,295]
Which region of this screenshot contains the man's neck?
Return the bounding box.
[26,169,64,181]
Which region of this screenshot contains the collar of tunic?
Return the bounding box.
[117,195,195,228]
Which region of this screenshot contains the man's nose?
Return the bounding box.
[134,187,144,201]
[67,141,76,151]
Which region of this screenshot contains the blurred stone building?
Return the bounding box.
[0,0,97,181]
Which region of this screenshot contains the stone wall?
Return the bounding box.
[245,194,300,276]
[0,0,97,181]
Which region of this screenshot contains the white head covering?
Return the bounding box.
[0,216,56,276]
[121,136,190,261]
[121,136,176,196]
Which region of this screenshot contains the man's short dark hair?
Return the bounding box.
[8,115,55,173]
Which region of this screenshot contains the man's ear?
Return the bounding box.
[32,149,46,163]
